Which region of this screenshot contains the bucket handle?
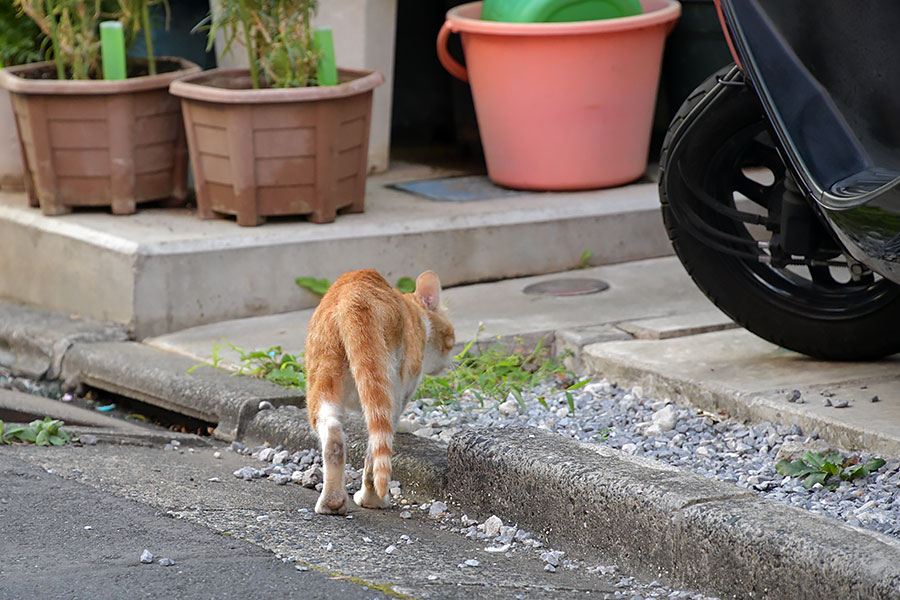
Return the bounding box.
[437,21,468,83]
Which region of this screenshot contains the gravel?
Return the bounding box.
[400,379,900,540]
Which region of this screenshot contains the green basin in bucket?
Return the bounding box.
[481,0,643,22]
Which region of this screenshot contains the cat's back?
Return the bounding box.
[307,270,405,343]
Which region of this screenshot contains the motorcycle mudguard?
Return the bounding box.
[717,0,900,284]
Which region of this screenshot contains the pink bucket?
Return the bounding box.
[438,0,681,190]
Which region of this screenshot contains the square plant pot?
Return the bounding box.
[0,58,200,215]
[169,68,385,226]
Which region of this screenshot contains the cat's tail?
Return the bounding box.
[340,309,394,501]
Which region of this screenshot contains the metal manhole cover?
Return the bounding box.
[522,278,610,296]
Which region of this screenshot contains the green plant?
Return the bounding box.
[295,276,418,296]
[395,277,415,294]
[210,0,319,90]
[295,277,331,296]
[0,417,74,446]
[117,0,169,75]
[417,336,586,413]
[578,249,592,269]
[776,451,886,491]
[0,3,45,67]
[188,341,306,391]
[14,0,165,80]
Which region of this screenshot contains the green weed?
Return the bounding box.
[188,341,306,392]
[417,336,587,413]
[579,249,592,269]
[776,451,885,491]
[191,334,587,416]
[295,276,418,296]
[0,416,74,446]
[295,277,331,296]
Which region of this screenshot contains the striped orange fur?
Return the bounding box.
[305,269,454,514]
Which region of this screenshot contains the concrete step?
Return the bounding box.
[144,257,717,368]
[0,162,671,339]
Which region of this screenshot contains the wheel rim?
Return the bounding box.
[686,114,900,320]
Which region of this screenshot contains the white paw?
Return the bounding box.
[315,490,349,515]
[353,487,390,509]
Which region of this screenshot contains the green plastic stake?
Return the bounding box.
[314,28,338,86]
[100,21,127,81]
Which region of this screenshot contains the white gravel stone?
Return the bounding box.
[258,448,275,462]
[140,549,153,564]
[540,549,565,566]
[498,398,520,416]
[651,404,677,432]
[429,501,448,516]
[483,515,503,537]
[385,545,398,555]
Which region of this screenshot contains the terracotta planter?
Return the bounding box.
[169,68,384,226]
[0,57,200,215]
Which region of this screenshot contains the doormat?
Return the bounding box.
[391,175,530,202]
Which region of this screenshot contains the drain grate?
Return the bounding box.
[523,278,610,296]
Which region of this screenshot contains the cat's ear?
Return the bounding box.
[414,270,442,311]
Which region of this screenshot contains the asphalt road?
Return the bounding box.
[0,452,389,599]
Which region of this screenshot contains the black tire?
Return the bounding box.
[659,66,900,360]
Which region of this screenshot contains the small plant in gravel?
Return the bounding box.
[417,337,587,413]
[0,417,74,446]
[188,341,306,391]
[776,451,885,491]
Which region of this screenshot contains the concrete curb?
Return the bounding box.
[0,300,128,379]
[243,404,448,502]
[60,341,304,441]
[447,427,900,600]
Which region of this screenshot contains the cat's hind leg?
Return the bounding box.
[313,400,350,515]
[354,447,391,509]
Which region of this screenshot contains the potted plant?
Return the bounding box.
[0,1,200,216]
[0,4,43,192]
[169,0,385,226]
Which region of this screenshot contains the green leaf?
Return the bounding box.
[537,396,548,410]
[579,249,592,269]
[566,378,590,391]
[511,388,526,412]
[865,457,886,473]
[802,472,828,489]
[823,451,844,466]
[49,435,66,446]
[565,391,576,415]
[821,461,842,477]
[35,429,49,446]
[841,464,865,480]
[802,451,826,470]
[3,424,26,438]
[295,277,331,295]
[395,277,416,294]
[18,428,37,443]
[775,459,818,478]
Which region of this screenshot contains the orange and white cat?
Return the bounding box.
[305,269,455,515]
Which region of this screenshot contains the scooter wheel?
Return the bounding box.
[659,66,900,360]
